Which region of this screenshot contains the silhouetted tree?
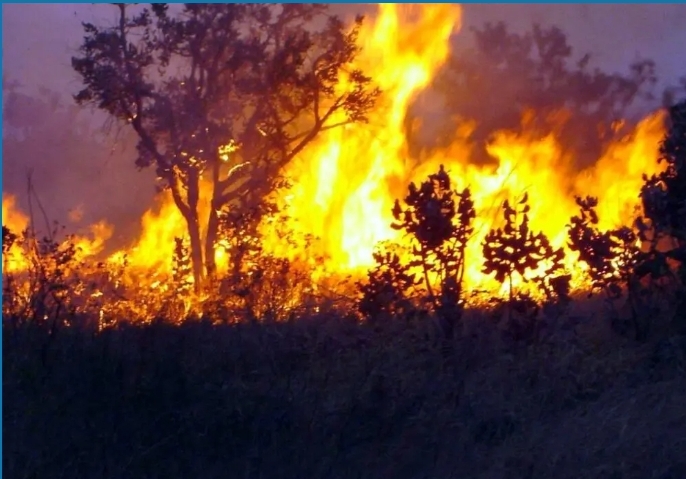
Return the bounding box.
[72,3,380,286]
[636,99,686,334]
[357,166,475,337]
[569,196,627,296]
[438,22,657,165]
[640,100,686,244]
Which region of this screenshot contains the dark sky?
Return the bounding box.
[2,3,685,237]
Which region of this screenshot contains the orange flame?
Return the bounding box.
[2,193,113,274]
[2,4,667,306]
[2,195,30,273]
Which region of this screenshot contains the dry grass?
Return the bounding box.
[3,307,685,479]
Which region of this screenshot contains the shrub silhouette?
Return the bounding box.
[357,249,416,321]
[358,165,475,338]
[568,196,640,296]
[640,100,686,242]
[482,193,569,341]
[391,165,475,338]
[567,196,648,339]
[1,221,94,334]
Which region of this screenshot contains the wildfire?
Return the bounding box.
[2,194,114,274]
[261,3,665,295]
[275,4,463,269]
[2,195,30,273]
[2,4,667,311]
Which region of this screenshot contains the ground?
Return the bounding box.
[3,309,685,479]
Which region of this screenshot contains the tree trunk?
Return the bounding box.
[187,213,204,291]
[205,207,219,280]
[185,173,204,291]
[204,157,223,282]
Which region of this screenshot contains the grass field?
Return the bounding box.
[4,305,685,479]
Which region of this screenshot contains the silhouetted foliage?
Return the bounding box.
[483,193,569,341]
[483,194,568,300]
[358,249,416,320]
[640,100,686,242]
[358,166,475,338]
[568,196,634,297]
[72,3,380,286]
[636,99,686,334]
[2,225,18,255]
[2,221,84,330]
[217,200,281,284]
[567,196,649,339]
[393,165,475,337]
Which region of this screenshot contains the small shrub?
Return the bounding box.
[482,193,570,342]
[567,196,650,339]
[359,165,476,339]
[358,248,417,321]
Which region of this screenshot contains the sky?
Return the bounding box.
[4,3,686,94]
[2,3,686,236]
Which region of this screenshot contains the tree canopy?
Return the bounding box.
[72,3,380,284]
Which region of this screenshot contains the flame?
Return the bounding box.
[2,193,113,274]
[117,196,187,272]
[275,4,463,269]
[2,4,668,314]
[262,3,665,296]
[2,195,30,273]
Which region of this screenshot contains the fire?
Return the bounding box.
[262,3,666,296]
[2,195,30,273]
[276,4,463,269]
[2,193,114,274]
[2,4,668,311]
[116,196,187,272]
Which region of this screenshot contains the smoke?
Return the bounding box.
[464,5,686,78]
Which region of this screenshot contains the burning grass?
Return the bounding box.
[4,3,686,478]
[4,153,686,477]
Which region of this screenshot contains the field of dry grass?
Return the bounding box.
[4,304,685,479]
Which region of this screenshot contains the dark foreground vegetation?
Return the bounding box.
[5,4,686,479]
[4,309,686,479]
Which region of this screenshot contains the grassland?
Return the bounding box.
[4,302,686,479]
